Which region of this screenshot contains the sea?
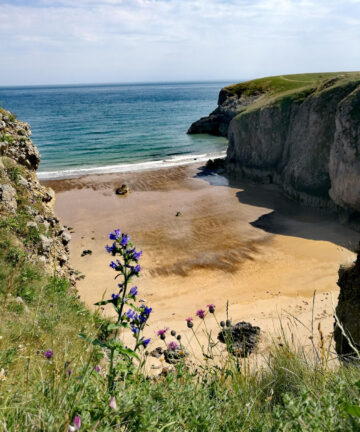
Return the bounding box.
[0,82,230,180]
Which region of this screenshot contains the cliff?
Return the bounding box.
[0,107,74,280]
[189,73,360,223]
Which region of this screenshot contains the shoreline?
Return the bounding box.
[42,163,359,354]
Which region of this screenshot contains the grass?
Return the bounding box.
[2,228,360,431]
[223,72,360,116]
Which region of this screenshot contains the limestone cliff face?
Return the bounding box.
[189,73,360,221]
[0,107,73,280]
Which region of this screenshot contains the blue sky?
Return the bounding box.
[0,0,360,85]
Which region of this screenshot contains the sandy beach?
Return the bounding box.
[43,163,359,356]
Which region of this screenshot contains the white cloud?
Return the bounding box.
[0,0,359,84]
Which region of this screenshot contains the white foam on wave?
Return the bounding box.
[37,151,227,180]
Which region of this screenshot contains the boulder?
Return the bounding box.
[115,184,129,196]
[334,250,360,361]
[218,321,260,357]
[0,183,17,212]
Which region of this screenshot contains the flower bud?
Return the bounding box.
[220,321,225,327]
[171,330,176,337]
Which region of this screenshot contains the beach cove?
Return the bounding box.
[43,163,359,351]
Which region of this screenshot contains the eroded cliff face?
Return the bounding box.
[0,107,73,280]
[189,73,360,222]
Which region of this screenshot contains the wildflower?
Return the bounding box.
[129,286,138,297]
[131,326,139,334]
[109,229,121,240]
[185,317,193,329]
[141,305,152,316]
[105,242,117,254]
[111,293,120,300]
[68,415,81,431]
[142,338,151,348]
[121,234,130,247]
[207,304,216,313]
[157,328,168,340]
[110,261,117,269]
[126,309,136,320]
[109,396,117,410]
[133,250,142,260]
[67,368,72,377]
[93,365,101,373]
[44,349,53,359]
[168,342,179,352]
[196,309,206,319]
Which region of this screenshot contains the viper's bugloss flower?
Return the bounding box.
[129,286,138,297]
[110,261,117,269]
[207,304,216,313]
[121,234,130,247]
[168,341,178,351]
[67,368,72,377]
[44,349,53,359]
[196,309,206,319]
[133,250,142,260]
[109,229,121,240]
[109,396,117,410]
[93,365,101,373]
[105,242,117,254]
[111,293,120,303]
[141,305,152,316]
[131,326,139,334]
[142,338,151,348]
[130,264,141,275]
[126,309,136,320]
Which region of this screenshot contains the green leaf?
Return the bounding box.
[94,299,113,306]
[107,322,128,331]
[345,404,360,417]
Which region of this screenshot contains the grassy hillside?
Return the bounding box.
[224,72,360,113]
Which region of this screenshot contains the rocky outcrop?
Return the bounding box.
[0,107,73,280]
[218,321,260,357]
[334,250,360,361]
[189,73,360,222]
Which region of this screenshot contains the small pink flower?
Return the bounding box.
[109,396,117,410]
[168,341,179,351]
[157,328,169,337]
[206,304,216,313]
[68,415,81,431]
[196,309,206,319]
[93,365,101,373]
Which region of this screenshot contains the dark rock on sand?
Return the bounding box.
[218,321,260,357]
[334,248,360,361]
[115,184,129,196]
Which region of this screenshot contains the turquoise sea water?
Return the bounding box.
[0,82,230,179]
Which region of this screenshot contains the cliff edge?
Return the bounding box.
[189,72,360,224]
[0,107,74,280]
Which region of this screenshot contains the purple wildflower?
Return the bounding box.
[111,293,120,300]
[109,229,121,240]
[105,242,117,254]
[121,234,130,247]
[185,317,194,329]
[131,326,139,334]
[93,365,101,373]
[73,415,81,430]
[44,349,53,359]
[157,328,168,336]
[126,309,136,320]
[207,304,216,313]
[168,341,179,352]
[67,368,72,377]
[110,261,117,269]
[129,286,138,297]
[196,309,206,319]
[133,250,142,260]
[142,337,151,348]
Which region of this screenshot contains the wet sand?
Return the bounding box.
[43,164,359,357]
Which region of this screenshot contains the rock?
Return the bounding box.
[39,235,52,253]
[164,346,188,364]
[217,321,260,357]
[15,296,24,304]
[0,183,17,212]
[18,175,28,187]
[334,250,360,361]
[150,347,163,359]
[189,73,360,226]
[115,184,129,196]
[61,231,71,246]
[0,121,5,130]
[205,158,225,171]
[42,188,55,204]
[26,221,38,229]
[81,249,92,257]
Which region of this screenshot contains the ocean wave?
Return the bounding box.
[37,151,227,180]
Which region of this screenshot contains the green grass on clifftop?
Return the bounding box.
[224,72,360,112]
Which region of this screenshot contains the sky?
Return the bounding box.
[0,0,360,86]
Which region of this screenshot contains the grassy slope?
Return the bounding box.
[224,72,360,114]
